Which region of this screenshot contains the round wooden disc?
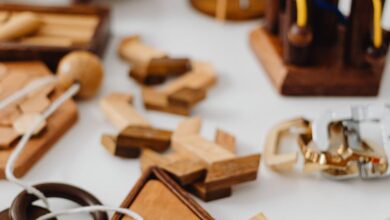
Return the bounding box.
[190,0,265,20]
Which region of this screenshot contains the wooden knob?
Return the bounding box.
[57,51,104,99]
[287,24,313,47]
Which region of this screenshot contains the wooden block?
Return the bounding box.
[204,154,261,191]
[168,87,207,109]
[0,105,21,126]
[172,134,235,165]
[0,61,78,179]
[147,58,191,77]
[142,87,190,116]
[13,113,46,135]
[101,134,140,158]
[112,167,214,220]
[163,61,217,95]
[141,150,207,186]
[250,213,267,220]
[117,126,172,153]
[172,117,202,140]
[37,24,94,44]
[129,66,165,85]
[215,129,236,153]
[19,95,50,113]
[100,93,150,130]
[0,126,19,149]
[19,36,73,47]
[189,182,232,202]
[118,36,167,66]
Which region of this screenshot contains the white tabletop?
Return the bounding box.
[1,0,390,219]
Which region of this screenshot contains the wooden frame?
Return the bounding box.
[0,4,110,71]
[112,167,214,220]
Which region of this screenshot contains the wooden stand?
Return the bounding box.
[0,61,78,179]
[190,0,264,20]
[250,0,388,96]
[112,167,214,220]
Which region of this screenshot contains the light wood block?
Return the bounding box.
[215,129,236,153]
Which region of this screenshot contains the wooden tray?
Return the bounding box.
[250,27,385,96]
[112,167,214,220]
[0,4,110,71]
[0,61,78,179]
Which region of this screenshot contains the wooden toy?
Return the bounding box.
[100,92,172,158]
[0,4,110,70]
[112,167,214,220]
[0,61,78,179]
[118,36,192,85]
[190,0,265,21]
[142,61,217,116]
[140,117,261,201]
[250,0,389,96]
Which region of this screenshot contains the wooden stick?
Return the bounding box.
[0,12,41,41]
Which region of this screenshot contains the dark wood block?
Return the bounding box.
[0,4,110,71]
[250,27,385,96]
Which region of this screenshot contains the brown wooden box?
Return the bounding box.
[0,4,110,71]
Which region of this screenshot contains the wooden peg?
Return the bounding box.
[19,95,50,113]
[215,129,236,153]
[0,127,19,149]
[0,12,41,41]
[20,36,73,47]
[250,213,267,220]
[264,118,309,171]
[204,154,261,191]
[0,105,21,126]
[13,113,46,135]
[118,35,167,66]
[100,92,149,130]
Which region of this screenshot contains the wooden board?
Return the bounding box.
[112,167,214,220]
[0,4,110,71]
[0,61,78,178]
[249,27,385,96]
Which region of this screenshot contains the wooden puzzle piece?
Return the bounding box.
[100,93,149,130]
[0,126,19,149]
[0,105,21,126]
[142,61,217,115]
[0,61,78,179]
[13,113,47,135]
[19,95,50,113]
[141,149,207,185]
[172,116,202,140]
[118,35,167,67]
[112,167,214,220]
[130,58,192,85]
[215,129,236,153]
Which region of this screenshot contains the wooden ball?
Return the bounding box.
[287,25,313,47]
[57,51,103,99]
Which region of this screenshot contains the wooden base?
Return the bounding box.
[190,0,264,21]
[0,61,78,179]
[249,27,385,96]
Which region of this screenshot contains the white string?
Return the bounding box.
[37,206,143,220]
[1,78,143,220]
[0,75,56,110]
